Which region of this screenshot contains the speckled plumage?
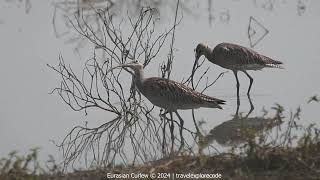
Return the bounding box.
[108,61,225,150]
[108,61,225,111]
[196,42,283,70]
[139,77,225,111]
[195,42,283,112]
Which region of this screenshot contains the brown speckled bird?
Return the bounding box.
[108,60,225,148]
[194,42,283,106]
[108,60,225,112]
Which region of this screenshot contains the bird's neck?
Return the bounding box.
[133,68,144,89]
[203,46,213,61]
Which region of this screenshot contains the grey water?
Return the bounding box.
[0,0,319,166]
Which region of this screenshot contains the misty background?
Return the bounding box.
[0,0,319,164]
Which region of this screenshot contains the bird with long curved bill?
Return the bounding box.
[194,42,283,114]
[107,60,225,151]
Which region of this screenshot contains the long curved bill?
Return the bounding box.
[106,64,125,74]
[192,56,198,72]
[106,62,135,74]
[191,54,200,78]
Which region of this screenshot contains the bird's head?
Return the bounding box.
[194,43,207,61]
[107,60,143,75]
[192,43,208,75]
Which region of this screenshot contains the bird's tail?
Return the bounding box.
[201,95,226,109]
[265,64,284,69]
[262,55,284,69]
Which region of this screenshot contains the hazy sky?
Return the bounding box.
[0,0,319,164]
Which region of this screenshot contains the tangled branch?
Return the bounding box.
[48,6,200,169]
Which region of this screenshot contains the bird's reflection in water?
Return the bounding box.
[204,97,283,147]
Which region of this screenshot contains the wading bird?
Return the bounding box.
[194,43,283,114]
[108,60,225,150]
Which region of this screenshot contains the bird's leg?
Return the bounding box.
[243,71,254,96]
[169,112,175,154]
[233,71,240,116]
[162,118,167,154]
[160,110,175,154]
[174,111,185,152]
[159,109,169,154]
[245,93,254,118]
[243,71,254,118]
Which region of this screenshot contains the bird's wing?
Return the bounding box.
[214,43,282,66]
[142,77,225,106]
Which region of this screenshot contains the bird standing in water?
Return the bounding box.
[107,60,225,151]
[194,42,283,115]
